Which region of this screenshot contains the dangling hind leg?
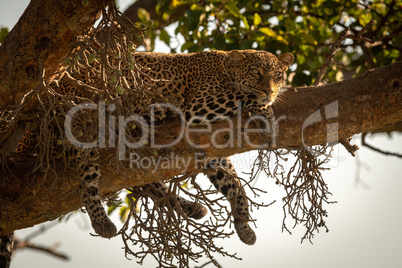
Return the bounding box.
[78,150,117,238]
[206,158,256,245]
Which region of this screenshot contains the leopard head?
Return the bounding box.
[230,49,294,105]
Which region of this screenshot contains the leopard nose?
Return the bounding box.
[268,79,276,92]
[263,78,276,93]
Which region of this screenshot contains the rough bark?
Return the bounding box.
[0,0,109,146]
[0,0,401,236]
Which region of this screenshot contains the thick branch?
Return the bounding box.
[0,60,401,235]
[0,0,108,144]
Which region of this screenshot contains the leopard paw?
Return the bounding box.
[91,220,117,239]
[234,218,256,245]
[181,202,208,220]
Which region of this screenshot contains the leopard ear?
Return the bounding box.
[278,52,294,71]
[230,50,245,65]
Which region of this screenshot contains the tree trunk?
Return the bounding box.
[0,0,108,146]
[0,232,13,268]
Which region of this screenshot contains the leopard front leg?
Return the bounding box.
[244,100,274,120]
[206,158,256,245]
[78,150,117,238]
[242,98,279,144]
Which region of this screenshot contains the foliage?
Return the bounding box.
[0,27,9,44]
[138,0,401,85]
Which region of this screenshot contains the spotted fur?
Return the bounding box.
[76,149,117,238]
[131,50,293,124]
[16,49,294,244]
[206,158,256,245]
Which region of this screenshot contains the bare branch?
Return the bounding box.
[340,138,359,157]
[117,165,269,267]
[279,147,337,243]
[313,20,376,86]
[14,238,69,261]
[313,28,350,86]
[195,260,223,268]
[362,132,402,158]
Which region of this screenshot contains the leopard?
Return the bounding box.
[16,49,294,245]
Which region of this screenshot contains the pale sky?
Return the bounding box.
[1,1,401,268]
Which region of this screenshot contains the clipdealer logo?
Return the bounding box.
[64,101,339,168]
[64,101,278,160]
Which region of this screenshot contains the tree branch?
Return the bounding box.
[362,132,402,157]
[1,60,401,235]
[14,237,69,261]
[0,0,110,146]
[123,0,189,29]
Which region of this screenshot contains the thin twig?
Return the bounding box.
[22,221,60,242]
[362,132,402,157]
[340,138,359,157]
[195,260,222,268]
[314,20,376,86]
[313,28,349,86]
[14,238,69,260]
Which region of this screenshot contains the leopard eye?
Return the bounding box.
[251,69,260,75]
[274,71,282,77]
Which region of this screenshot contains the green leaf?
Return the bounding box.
[137,8,151,24]
[181,41,196,52]
[388,49,399,59]
[259,27,277,37]
[159,29,171,45]
[253,13,262,26]
[225,2,241,18]
[120,206,129,222]
[242,16,250,30]
[144,0,399,85]
[185,9,202,31]
[358,13,372,26]
[0,27,9,43]
[371,2,387,16]
[108,205,118,215]
[116,85,124,95]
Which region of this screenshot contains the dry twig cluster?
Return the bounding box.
[118,168,270,267]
